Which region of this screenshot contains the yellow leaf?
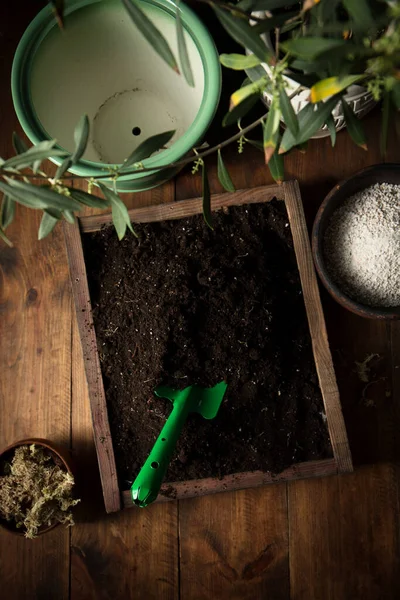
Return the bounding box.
[310,75,364,103]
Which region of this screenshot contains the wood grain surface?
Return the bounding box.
[1,1,400,596]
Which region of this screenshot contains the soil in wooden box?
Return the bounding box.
[83,201,332,489]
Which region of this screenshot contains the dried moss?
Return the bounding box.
[0,444,80,538]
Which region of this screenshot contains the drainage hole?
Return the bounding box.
[132,127,141,136]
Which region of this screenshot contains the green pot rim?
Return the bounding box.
[11,0,221,182]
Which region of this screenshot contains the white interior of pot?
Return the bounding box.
[30,0,205,164]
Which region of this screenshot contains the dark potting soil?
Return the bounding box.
[83,201,332,488]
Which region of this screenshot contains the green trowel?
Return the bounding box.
[131,381,227,508]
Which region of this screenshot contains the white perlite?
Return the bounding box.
[324,182,400,307]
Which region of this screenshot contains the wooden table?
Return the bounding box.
[1,4,400,599]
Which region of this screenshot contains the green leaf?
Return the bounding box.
[63,210,75,224]
[263,101,281,164]
[310,75,364,103]
[268,149,284,184]
[281,37,347,60]
[279,95,339,154]
[0,226,13,247]
[342,0,374,30]
[50,0,64,28]
[176,1,194,87]
[380,92,391,159]
[2,143,67,171]
[279,87,298,137]
[237,0,299,10]
[67,187,110,209]
[1,195,16,229]
[56,114,90,178]
[326,115,337,147]
[0,179,82,212]
[222,93,260,127]
[72,114,90,162]
[245,138,264,151]
[38,211,59,240]
[217,150,235,193]
[220,53,262,70]
[98,183,137,240]
[201,162,212,230]
[391,82,400,109]
[122,0,179,73]
[213,6,272,64]
[341,99,367,150]
[229,77,268,109]
[252,11,297,35]
[12,132,29,155]
[120,130,176,170]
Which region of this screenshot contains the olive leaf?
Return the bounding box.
[391,82,400,109]
[263,101,281,164]
[217,150,235,192]
[237,0,299,10]
[122,0,179,73]
[223,93,260,127]
[0,179,82,212]
[268,149,284,184]
[281,37,348,60]
[67,187,110,208]
[279,87,298,137]
[1,195,16,230]
[279,95,339,154]
[342,0,374,30]
[56,114,90,179]
[213,6,272,64]
[98,182,137,240]
[120,130,176,170]
[38,210,60,240]
[220,53,262,70]
[176,0,194,87]
[229,77,268,109]
[2,142,67,171]
[310,75,364,103]
[252,11,298,35]
[325,115,337,147]
[63,210,75,224]
[341,99,367,150]
[12,132,29,156]
[0,226,13,247]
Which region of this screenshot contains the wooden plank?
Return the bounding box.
[79,184,284,232]
[70,181,179,599]
[289,464,400,600]
[0,209,71,598]
[63,221,120,514]
[68,182,347,508]
[122,459,338,507]
[70,314,179,600]
[283,180,352,473]
[179,485,290,600]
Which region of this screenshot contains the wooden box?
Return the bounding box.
[64,180,353,513]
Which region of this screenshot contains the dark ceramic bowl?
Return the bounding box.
[312,164,400,320]
[0,438,74,536]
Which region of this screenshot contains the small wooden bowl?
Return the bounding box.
[0,438,73,536]
[312,164,400,320]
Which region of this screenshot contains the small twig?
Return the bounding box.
[0,112,270,182]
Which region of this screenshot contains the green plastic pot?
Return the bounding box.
[12,0,221,192]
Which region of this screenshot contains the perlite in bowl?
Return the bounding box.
[324,183,400,308]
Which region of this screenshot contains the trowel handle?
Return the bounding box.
[131,401,190,508]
